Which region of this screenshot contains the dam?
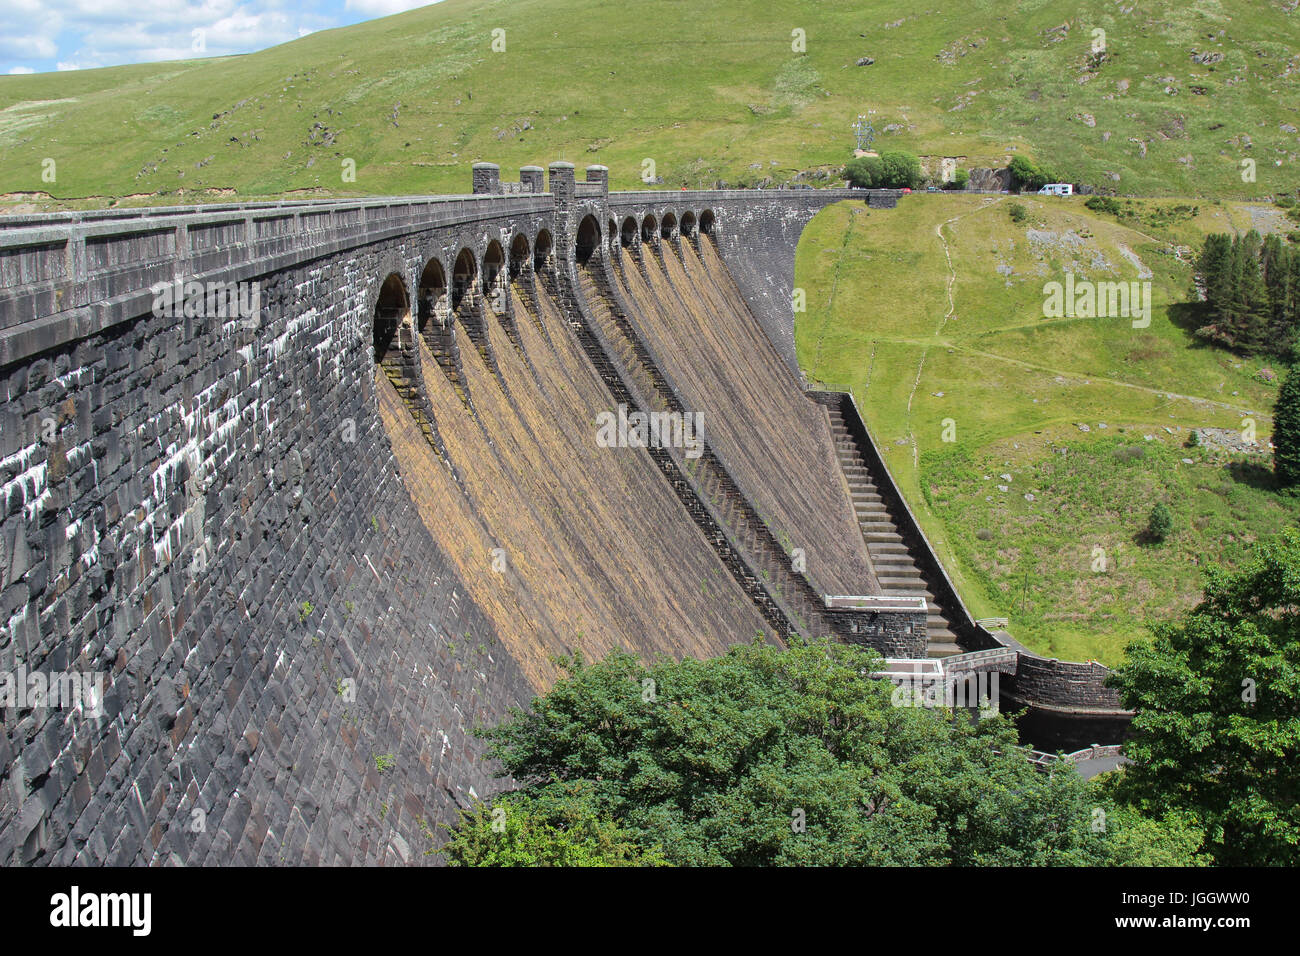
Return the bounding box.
[0,162,1127,865]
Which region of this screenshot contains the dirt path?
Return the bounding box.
[903,197,1001,467]
[808,205,861,383]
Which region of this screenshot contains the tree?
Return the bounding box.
[844,151,920,189]
[949,168,970,190]
[1146,502,1173,543]
[1009,155,1054,192]
[879,150,922,189]
[844,156,885,188]
[454,642,1203,866]
[1108,529,1300,865]
[441,783,671,867]
[1275,364,1300,486]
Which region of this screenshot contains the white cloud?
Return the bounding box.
[7,65,35,74]
[0,1,345,72]
[344,0,435,17]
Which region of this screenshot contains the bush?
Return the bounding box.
[1007,203,1028,224]
[948,168,970,190]
[1085,195,1123,217]
[1147,503,1173,543]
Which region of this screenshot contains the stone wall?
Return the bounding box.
[0,231,544,865]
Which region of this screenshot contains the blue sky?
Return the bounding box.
[1,0,442,75]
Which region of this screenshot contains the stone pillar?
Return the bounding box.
[550,162,576,265]
[585,165,609,195]
[472,162,501,194]
[548,161,575,203]
[519,165,544,193]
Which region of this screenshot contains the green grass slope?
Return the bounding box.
[796,194,1295,665]
[1,0,1298,206]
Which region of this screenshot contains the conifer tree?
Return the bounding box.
[1274,364,1300,486]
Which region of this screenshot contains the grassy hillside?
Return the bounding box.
[796,194,1296,665]
[1,0,1299,206]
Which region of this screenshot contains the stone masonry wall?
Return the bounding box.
[1,233,538,865]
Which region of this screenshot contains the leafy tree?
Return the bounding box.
[844,156,885,188]
[1275,364,1300,486]
[1108,529,1300,865]
[1009,155,1054,192]
[441,783,670,867]
[454,642,1203,866]
[1146,502,1173,543]
[949,168,970,190]
[845,151,921,189]
[879,150,922,189]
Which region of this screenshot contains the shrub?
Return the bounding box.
[1085,195,1123,217]
[948,168,970,190]
[1008,203,1028,224]
[1147,503,1173,543]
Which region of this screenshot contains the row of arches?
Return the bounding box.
[589,209,717,263]
[375,206,716,359]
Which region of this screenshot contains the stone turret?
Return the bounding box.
[519,165,545,193]
[472,162,501,194]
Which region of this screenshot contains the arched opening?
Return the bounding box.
[534,229,553,274]
[608,218,619,252]
[621,216,637,248]
[680,211,697,238]
[641,214,658,243]
[509,233,530,280]
[699,209,716,236]
[417,258,448,334]
[483,240,505,311]
[374,273,410,364]
[575,215,600,265]
[661,212,678,240]
[452,248,477,310]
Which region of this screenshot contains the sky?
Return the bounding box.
[0,0,442,75]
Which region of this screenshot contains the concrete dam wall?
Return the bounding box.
[0,163,1123,866]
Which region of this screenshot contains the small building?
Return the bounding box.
[1038,183,1074,196]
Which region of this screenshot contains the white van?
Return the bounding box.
[1038,183,1074,196]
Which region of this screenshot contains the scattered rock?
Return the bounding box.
[1077,423,1091,432]
[856,57,875,67]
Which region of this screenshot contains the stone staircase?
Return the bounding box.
[826,406,962,658]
